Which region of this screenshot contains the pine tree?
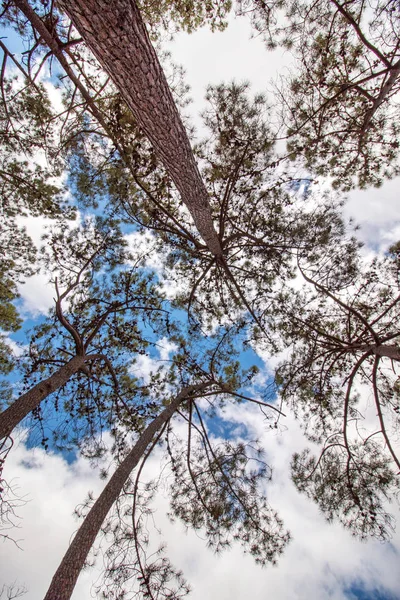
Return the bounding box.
[12,0,223,255]
[244,0,400,188]
[42,332,289,600]
[43,384,209,600]
[269,247,400,538]
[0,220,166,445]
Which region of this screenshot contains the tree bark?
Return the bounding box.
[373,344,400,360]
[43,382,209,600]
[358,344,400,360]
[0,355,86,440]
[56,0,222,256]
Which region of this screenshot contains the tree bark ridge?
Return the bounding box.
[359,344,400,360]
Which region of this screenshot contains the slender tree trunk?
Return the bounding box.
[55,0,222,256]
[43,383,209,600]
[0,355,86,440]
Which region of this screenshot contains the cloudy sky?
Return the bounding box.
[1,9,400,600]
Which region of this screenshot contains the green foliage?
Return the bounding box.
[21,219,168,453]
[0,75,65,218]
[292,443,399,540]
[0,262,22,336]
[0,44,77,378]
[270,250,400,537]
[0,221,33,374]
[170,82,355,331]
[169,435,290,565]
[93,476,191,600]
[243,0,400,188]
[138,0,232,35]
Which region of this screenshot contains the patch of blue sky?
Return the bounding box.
[203,412,250,441]
[5,312,48,384]
[288,178,313,198]
[23,407,72,455]
[345,582,400,600]
[0,24,25,54]
[238,343,264,372]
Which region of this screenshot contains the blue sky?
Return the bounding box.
[346,583,400,600]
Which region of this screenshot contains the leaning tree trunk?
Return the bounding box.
[0,355,87,441]
[55,0,222,256]
[43,383,209,600]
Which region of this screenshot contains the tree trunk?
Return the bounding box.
[43,383,209,600]
[0,355,86,440]
[57,0,222,256]
[358,344,400,360]
[374,344,400,360]
[12,0,208,254]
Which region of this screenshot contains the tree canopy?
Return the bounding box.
[269,249,400,539]
[245,0,400,189]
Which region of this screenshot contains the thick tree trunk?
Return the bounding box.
[43,383,208,600]
[358,344,400,360]
[0,355,86,440]
[374,344,400,360]
[57,0,222,256]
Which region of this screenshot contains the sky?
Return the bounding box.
[1,7,400,600]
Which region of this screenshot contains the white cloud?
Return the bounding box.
[15,216,58,317]
[16,216,54,250]
[0,436,105,599]
[130,337,178,384]
[16,213,84,317]
[0,334,26,358]
[345,177,400,251]
[126,230,165,272]
[130,353,158,385]
[158,337,178,362]
[42,79,65,116]
[164,13,293,137]
[17,272,56,317]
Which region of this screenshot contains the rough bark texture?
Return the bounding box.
[373,344,400,360]
[43,383,209,600]
[13,0,206,253]
[357,344,400,360]
[58,0,222,256]
[0,355,86,441]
